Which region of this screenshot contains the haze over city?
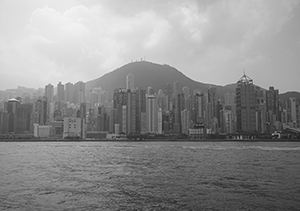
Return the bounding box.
[0,0,300,92]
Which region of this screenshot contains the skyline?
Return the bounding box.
[1,0,300,92]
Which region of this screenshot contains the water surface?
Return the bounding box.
[1,141,300,210]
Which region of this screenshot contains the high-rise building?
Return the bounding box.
[0,109,9,134]
[57,82,65,102]
[34,97,47,125]
[164,83,172,111]
[74,81,85,104]
[175,93,185,133]
[266,86,280,123]
[126,73,134,90]
[146,94,158,133]
[45,84,54,103]
[126,90,136,135]
[236,74,256,133]
[65,82,74,103]
[4,99,33,134]
[194,92,205,124]
[135,88,146,134]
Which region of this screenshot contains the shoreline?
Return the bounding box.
[0,139,300,142]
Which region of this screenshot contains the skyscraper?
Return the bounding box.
[45,84,54,103]
[34,97,47,125]
[126,73,134,90]
[65,82,74,103]
[57,82,65,102]
[236,74,256,133]
[74,81,85,104]
[146,94,158,133]
[126,90,136,134]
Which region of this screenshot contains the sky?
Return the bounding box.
[0,0,300,93]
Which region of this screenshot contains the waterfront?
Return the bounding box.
[1,142,300,210]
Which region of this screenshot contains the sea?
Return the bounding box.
[0,141,300,211]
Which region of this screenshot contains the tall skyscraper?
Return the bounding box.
[126,73,134,90]
[146,94,158,133]
[74,81,85,104]
[34,97,47,125]
[4,99,33,134]
[236,74,256,133]
[0,109,9,134]
[266,86,280,123]
[126,90,136,134]
[57,82,65,102]
[136,88,146,134]
[45,84,54,103]
[65,82,74,103]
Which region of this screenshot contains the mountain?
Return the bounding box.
[86,61,236,100]
[279,92,300,102]
[86,61,300,101]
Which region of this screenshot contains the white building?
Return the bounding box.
[34,124,51,138]
[63,117,85,139]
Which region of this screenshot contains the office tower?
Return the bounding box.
[109,108,117,133]
[164,83,172,111]
[122,105,127,133]
[158,108,163,134]
[5,98,20,133]
[146,94,158,133]
[126,90,136,134]
[135,88,146,134]
[45,84,54,103]
[15,103,33,134]
[266,86,280,123]
[5,99,33,134]
[206,87,217,122]
[34,97,47,125]
[289,98,297,123]
[126,73,134,90]
[175,93,185,132]
[65,82,74,103]
[57,82,65,102]
[79,103,87,121]
[0,109,9,134]
[74,81,85,104]
[194,92,205,124]
[181,109,190,134]
[113,88,127,133]
[236,74,256,133]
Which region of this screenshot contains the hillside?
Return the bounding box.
[85,61,236,100]
[279,92,300,102]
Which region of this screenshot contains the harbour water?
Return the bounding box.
[0,141,300,210]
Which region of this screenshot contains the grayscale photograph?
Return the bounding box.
[0,0,300,210]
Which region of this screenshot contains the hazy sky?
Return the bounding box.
[0,0,300,93]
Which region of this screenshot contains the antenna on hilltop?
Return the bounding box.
[243,68,246,76]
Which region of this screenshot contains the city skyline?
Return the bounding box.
[1,0,300,92]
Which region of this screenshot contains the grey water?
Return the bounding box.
[0,142,300,211]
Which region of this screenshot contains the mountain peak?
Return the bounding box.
[85,61,236,99]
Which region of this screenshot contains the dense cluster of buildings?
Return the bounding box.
[0,73,299,139]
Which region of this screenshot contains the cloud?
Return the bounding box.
[0,0,299,91]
